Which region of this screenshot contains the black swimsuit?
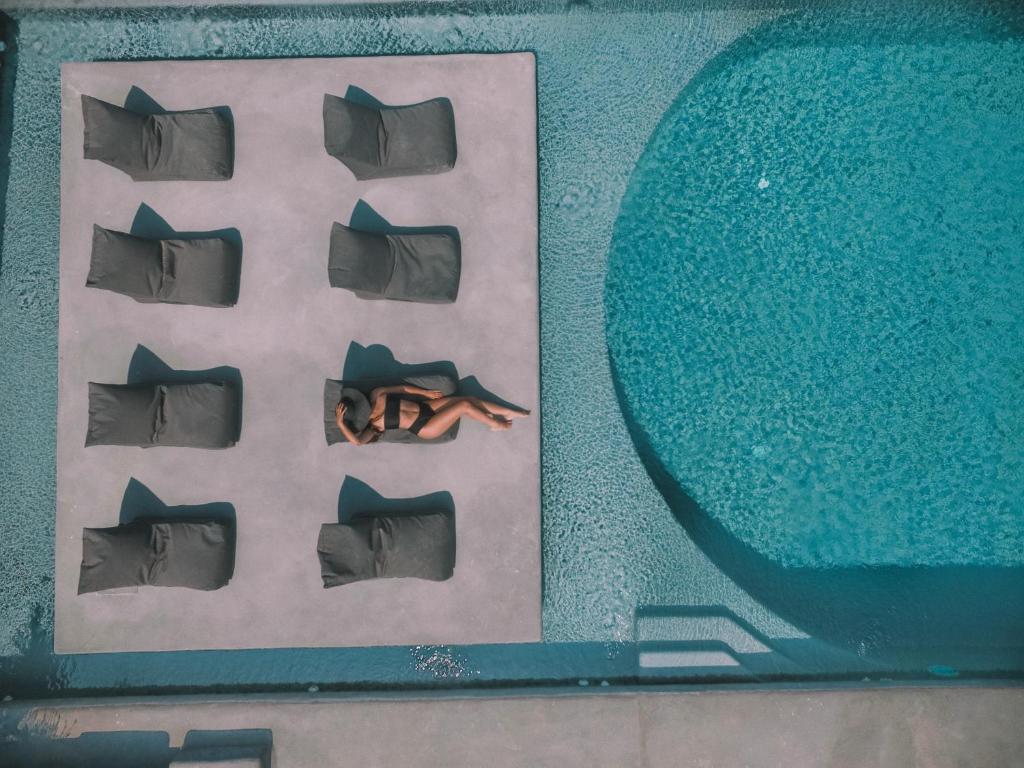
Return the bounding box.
[384,395,433,436]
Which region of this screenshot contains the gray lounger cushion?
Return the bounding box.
[82,95,233,181]
[318,510,455,587]
[87,381,240,448]
[323,374,459,445]
[78,520,234,594]
[87,225,241,307]
[328,223,460,303]
[323,94,457,180]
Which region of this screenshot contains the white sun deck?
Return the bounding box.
[55,54,539,653]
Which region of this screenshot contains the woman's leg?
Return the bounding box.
[474,399,529,419]
[427,396,529,420]
[417,399,509,440]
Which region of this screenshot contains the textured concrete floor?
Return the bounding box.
[8,687,1024,768]
[55,55,539,653]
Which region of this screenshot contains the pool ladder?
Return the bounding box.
[634,606,802,680]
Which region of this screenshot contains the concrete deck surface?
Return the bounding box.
[56,55,539,653]
[8,687,1024,767]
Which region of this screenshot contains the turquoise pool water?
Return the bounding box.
[1,1,1022,695]
[607,6,1024,570]
[607,5,1024,662]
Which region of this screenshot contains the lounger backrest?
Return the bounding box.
[322,95,384,178]
[82,95,148,168]
[327,224,394,296]
[87,226,164,301]
[86,382,162,447]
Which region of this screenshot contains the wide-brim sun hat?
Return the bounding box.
[339,387,371,432]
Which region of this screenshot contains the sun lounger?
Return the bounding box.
[87,225,241,307]
[323,374,459,445]
[82,94,233,181]
[323,93,457,179]
[317,510,455,587]
[87,381,241,448]
[78,519,235,594]
[328,223,460,303]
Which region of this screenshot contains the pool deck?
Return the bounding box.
[6,686,1023,767]
[55,55,540,653]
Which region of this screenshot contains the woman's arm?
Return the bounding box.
[335,402,375,446]
[399,384,445,399]
[369,385,407,404]
[369,384,445,403]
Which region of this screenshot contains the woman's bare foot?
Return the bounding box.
[483,403,530,420]
[488,415,512,431]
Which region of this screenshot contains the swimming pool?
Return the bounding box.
[1,0,1022,696]
[607,2,1024,668]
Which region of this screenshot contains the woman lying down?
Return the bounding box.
[335,384,529,445]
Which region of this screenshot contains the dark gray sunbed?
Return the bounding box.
[78,519,235,594]
[88,225,241,308]
[82,94,233,181]
[323,374,459,445]
[328,223,460,304]
[87,381,241,448]
[317,510,455,587]
[323,93,457,180]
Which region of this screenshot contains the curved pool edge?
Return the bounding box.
[604,2,1024,672]
[610,348,1024,670]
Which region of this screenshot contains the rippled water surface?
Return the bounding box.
[1,3,788,690]
[607,6,1024,569]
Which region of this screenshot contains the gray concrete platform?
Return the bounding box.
[56,55,539,653]
[8,687,1024,767]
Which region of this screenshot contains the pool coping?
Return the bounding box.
[6,685,1024,767]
